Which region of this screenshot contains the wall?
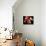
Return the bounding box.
[13,0,41,46]
[41,0,46,46]
[0,0,16,38]
[0,0,16,29]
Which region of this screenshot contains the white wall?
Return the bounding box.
[13,0,41,46]
[41,0,46,46]
[0,0,16,29]
[0,0,16,39]
[13,0,46,46]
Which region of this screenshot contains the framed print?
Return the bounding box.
[23,16,34,24]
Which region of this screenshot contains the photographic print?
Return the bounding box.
[23,16,34,24]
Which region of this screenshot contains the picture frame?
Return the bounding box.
[23,16,34,24]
